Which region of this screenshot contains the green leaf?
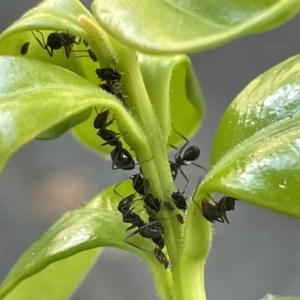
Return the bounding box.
[72,53,204,154]
[91,0,300,54]
[200,54,300,219]
[0,182,171,299]
[3,249,101,300]
[259,295,300,300]
[0,0,100,81]
[0,55,127,172]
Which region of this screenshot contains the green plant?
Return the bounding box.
[0,0,300,299]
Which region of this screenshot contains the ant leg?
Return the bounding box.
[178,167,190,189]
[171,124,189,158]
[124,229,146,251]
[191,177,202,210]
[191,161,208,171]
[100,132,124,146]
[32,30,53,57]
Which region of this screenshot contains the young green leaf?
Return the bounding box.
[200,54,300,219]
[0,56,141,172]
[0,182,172,299]
[91,0,300,54]
[2,249,101,300]
[0,0,104,80]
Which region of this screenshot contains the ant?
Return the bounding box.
[196,193,236,224]
[152,235,165,249]
[110,143,135,170]
[125,219,164,248]
[130,173,148,195]
[130,173,161,214]
[144,193,161,213]
[94,108,123,147]
[117,194,136,215]
[32,30,81,58]
[169,126,207,188]
[20,42,30,55]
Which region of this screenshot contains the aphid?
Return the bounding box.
[153,247,169,268]
[176,214,185,224]
[20,42,30,55]
[96,67,121,81]
[32,30,81,58]
[74,49,97,62]
[169,127,206,188]
[172,190,187,211]
[100,81,124,102]
[163,201,174,212]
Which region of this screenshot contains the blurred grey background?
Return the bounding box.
[0,1,300,300]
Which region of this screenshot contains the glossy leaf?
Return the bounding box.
[0,56,129,172]
[91,0,300,54]
[73,53,204,154]
[0,182,170,299]
[3,249,101,300]
[200,54,300,219]
[0,0,100,82]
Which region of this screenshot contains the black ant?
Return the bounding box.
[20,42,30,55]
[93,108,110,130]
[131,173,148,195]
[125,219,164,246]
[32,30,81,58]
[153,247,169,268]
[117,194,136,215]
[220,195,237,211]
[144,193,161,213]
[110,143,135,170]
[195,194,236,224]
[152,235,165,250]
[123,211,145,230]
[169,127,206,188]
[94,108,123,147]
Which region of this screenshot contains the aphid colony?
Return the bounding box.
[26,29,238,268]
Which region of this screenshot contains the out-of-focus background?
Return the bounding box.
[1,1,300,299]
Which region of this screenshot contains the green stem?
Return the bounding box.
[85,26,210,299]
